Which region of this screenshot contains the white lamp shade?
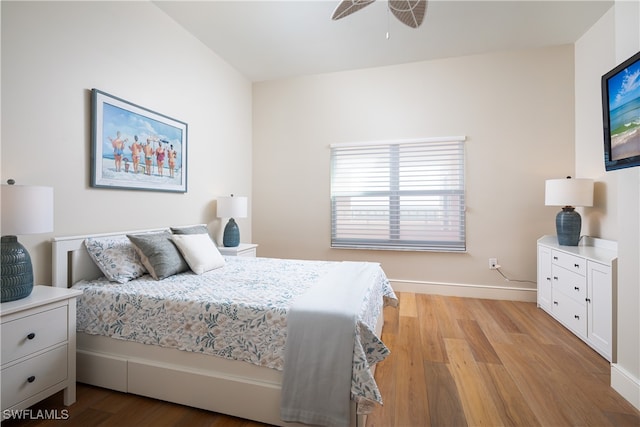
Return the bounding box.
[545,178,594,207]
[1,184,54,235]
[217,195,248,219]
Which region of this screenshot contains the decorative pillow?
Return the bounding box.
[170,225,209,235]
[84,236,147,283]
[171,233,225,274]
[127,231,189,280]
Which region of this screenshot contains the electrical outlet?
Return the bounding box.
[489,258,498,269]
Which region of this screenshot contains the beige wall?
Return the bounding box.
[613,0,640,409]
[575,8,618,239]
[1,1,253,284]
[576,1,639,409]
[253,46,576,300]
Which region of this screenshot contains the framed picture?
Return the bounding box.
[91,89,188,192]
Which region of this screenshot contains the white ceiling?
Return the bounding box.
[154,0,613,82]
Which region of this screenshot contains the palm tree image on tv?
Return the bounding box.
[608,60,640,161]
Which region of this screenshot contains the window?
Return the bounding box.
[330,137,466,252]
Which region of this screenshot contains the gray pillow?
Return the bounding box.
[170,225,209,235]
[127,231,189,280]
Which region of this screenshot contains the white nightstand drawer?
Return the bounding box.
[218,243,258,257]
[1,306,68,364]
[1,345,68,409]
[551,250,586,276]
[236,248,256,257]
[551,291,587,338]
[552,266,587,305]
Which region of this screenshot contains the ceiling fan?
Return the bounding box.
[331,0,427,29]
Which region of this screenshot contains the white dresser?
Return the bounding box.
[1,285,83,414]
[218,243,258,257]
[537,235,617,361]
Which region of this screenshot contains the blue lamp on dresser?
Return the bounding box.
[545,176,594,246]
[217,194,248,247]
[1,179,54,302]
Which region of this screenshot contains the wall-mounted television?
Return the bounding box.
[602,50,640,171]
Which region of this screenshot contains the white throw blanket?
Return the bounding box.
[280,261,380,427]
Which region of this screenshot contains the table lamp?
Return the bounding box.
[545,176,593,246]
[217,194,247,247]
[1,180,54,302]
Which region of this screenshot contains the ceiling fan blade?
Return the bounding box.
[332,0,376,21]
[389,0,427,28]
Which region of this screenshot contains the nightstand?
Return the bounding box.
[218,243,258,257]
[1,285,83,415]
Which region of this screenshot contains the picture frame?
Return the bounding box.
[91,89,188,192]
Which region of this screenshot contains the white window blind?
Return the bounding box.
[330,137,466,252]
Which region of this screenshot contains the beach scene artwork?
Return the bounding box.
[92,90,187,192]
[608,59,640,161]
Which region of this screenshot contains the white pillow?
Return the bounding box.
[171,233,225,274]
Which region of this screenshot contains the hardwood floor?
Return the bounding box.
[3,293,639,426]
[366,293,639,427]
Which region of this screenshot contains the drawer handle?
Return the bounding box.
[574,286,580,291]
[574,315,580,320]
[27,332,36,340]
[586,298,591,303]
[574,264,580,268]
[546,277,551,281]
[553,256,558,260]
[553,301,559,305]
[27,376,35,383]
[553,276,558,281]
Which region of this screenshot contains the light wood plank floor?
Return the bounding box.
[3,293,639,426]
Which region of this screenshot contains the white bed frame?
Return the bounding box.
[52,227,382,427]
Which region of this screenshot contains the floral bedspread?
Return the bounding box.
[72,256,397,409]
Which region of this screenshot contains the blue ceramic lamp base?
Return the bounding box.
[556,207,581,246]
[223,218,240,247]
[1,235,34,302]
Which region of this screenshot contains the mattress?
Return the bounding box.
[72,256,397,407]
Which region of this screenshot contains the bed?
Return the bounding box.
[51,226,397,427]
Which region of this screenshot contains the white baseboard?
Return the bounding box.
[611,363,640,411]
[389,279,537,302]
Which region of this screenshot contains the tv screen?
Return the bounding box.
[602,50,640,171]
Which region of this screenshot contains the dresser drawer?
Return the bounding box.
[551,250,586,276]
[552,266,587,305]
[1,306,67,364]
[236,248,257,257]
[551,291,587,338]
[1,345,68,409]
